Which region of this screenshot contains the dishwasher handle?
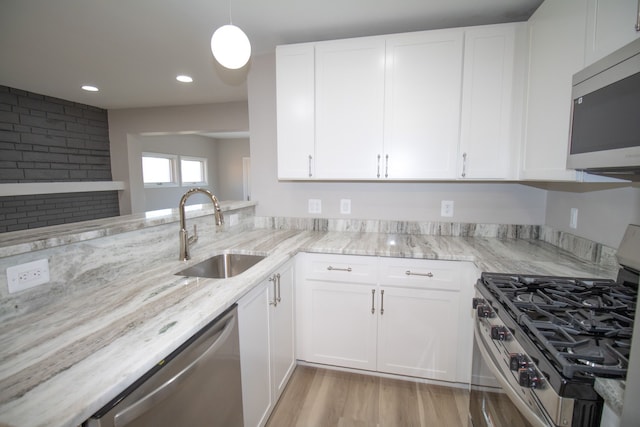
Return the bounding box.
[113,312,237,427]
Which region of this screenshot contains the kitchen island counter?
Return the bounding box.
[0,222,618,427]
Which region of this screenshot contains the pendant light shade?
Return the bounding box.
[210,24,251,69]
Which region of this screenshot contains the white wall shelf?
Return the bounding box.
[0,181,126,197]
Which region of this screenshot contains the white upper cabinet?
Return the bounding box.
[585,0,640,65]
[459,24,523,180]
[276,43,315,179]
[314,37,386,179]
[520,0,589,181]
[383,30,463,179]
[274,23,519,181]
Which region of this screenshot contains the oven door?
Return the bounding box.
[469,317,550,427]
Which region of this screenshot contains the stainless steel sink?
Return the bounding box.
[176,253,266,279]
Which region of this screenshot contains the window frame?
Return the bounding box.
[142,152,179,188]
[180,155,209,187]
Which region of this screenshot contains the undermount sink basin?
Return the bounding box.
[176,253,266,279]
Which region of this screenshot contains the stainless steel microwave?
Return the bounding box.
[567,37,640,180]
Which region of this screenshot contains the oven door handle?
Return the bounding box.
[473,320,551,427]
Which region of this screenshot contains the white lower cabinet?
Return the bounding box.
[296,253,477,384]
[238,260,295,427]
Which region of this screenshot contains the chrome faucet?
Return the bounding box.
[179,188,224,261]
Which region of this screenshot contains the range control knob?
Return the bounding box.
[490,325,510,341]
[518,367,542,389]
[476,304,493,318]
[509,353,529,371]
[472,298,485,309]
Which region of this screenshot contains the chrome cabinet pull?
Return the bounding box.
[405,270,434,278]
[269,274,278,306]
[380,289,385,315]
[385,154,389,178]
[636,0,640,31]
[462,152,467,178]
[377,154,381,178]
[371,289,376,314]
[308,155,313,177]
[276,273,281,303]
[327,266,352,272]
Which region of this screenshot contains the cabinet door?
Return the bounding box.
[377,286,460,381]
[269,262,295,402]
[238,282,272,427]
[276,43,315,179]
[521,0,588,181]
[383,30,463,179]
[585,0,640,65]
[315,37,385,179]
[459,24,519,180]
[299,280,378,370]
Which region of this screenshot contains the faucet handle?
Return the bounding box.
[189,224,198,244]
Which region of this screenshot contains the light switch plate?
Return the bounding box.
[569,208,578,229]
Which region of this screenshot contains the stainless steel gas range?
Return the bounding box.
[469,224,639,427]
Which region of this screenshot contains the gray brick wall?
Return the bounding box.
[0,192,120,232]
[0,86,120,232]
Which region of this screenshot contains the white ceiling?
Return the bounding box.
[0,0,542,110]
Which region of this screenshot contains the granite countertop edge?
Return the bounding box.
[0,228,623,427]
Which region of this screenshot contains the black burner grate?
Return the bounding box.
[481,273,637,379]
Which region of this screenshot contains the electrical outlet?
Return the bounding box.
[441,200,454,217]
[228,213,239,226]
[340,199,351,215]
[7,258,50,294]
[308,199,322,214]
[570,208,578,229]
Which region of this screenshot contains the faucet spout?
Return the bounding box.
[179,188,224,261]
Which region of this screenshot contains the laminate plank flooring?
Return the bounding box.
[265,366,469,427]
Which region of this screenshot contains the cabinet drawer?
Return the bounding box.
[299,253,377,284]
[378,258,463,290]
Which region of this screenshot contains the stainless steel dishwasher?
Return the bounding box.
[87,305,243,427]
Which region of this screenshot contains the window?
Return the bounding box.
[180,156,208,186]
[142,153,178,187]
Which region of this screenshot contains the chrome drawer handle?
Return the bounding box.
[380,289,385,315]
[371,289,376,314]
[327,266,352,272]
[405,270,433,278]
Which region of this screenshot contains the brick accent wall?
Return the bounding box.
[0,86,120,232]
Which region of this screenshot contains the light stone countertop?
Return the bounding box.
[0,227,621,427]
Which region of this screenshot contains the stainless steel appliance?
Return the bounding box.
[469,224,639,427]
[87,305,243,427]
[567,38,640,181]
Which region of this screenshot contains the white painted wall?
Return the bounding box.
[545,185,640,248]
[215,138,250,201]
[247,52,548,225]
[108,102,249,214]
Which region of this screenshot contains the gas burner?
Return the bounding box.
[516,293,546,304]
[566,342,623,369]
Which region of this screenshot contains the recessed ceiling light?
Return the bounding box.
[81,85,99,92]
[176,75,193,83]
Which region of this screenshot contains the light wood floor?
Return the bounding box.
[265,366,469,427]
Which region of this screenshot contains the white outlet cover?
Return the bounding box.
[308,199,321,214]
[7,258,50,294]
[340,199,351,215]
[441,200,454,217]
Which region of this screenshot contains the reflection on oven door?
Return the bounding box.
[469,339,535,427]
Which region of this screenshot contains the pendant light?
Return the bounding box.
[210,1,251,69]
